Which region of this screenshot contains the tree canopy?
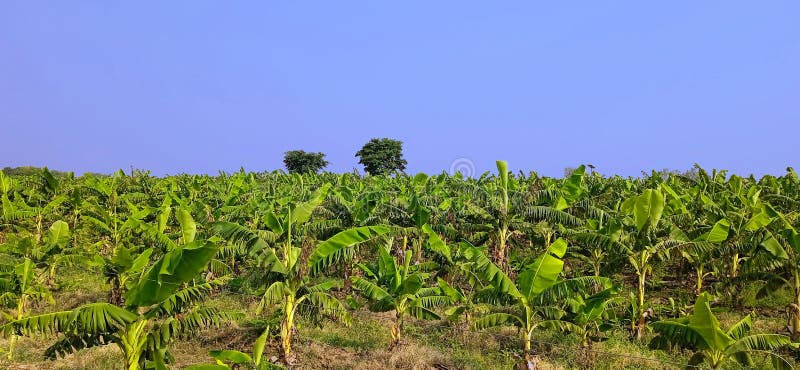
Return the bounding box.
[283,150,329,174]
[354,138,407,175]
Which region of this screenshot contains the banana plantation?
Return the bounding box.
[1,162,800,369]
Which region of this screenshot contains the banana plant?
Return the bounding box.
[0,220,80,287]
[15,196,67,244]
[325,183,381,289]
[650,293,797,369]
[751,225,800,340]
[465,238,609,367]
[436,277,493,325]
[718,176,774,279]
[351,240,449,349]
[672,218,731,295]
[461,161,517,270]
[0,258,53,359]
[370,173,451,267]
[185,327,275,370]
[619,187,676,339]
[3,203,221,369]
[562,286,621,347]
[567,217,625,277]
[212,183,391,364]
[462,161,581,272]
[1,238,224,370]
[80,192,151,301]
[95,245,153,306]
[0,171,18,229]
[86,201,154,306]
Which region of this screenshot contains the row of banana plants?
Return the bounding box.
[0,163,799,369]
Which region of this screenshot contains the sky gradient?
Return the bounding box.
[1,2,799,177]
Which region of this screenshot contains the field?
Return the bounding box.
[1,163,799,369]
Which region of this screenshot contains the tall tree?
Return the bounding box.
[283,150,329,174]
[355,138,407,175]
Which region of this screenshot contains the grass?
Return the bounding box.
[1,269,797,369]
[2,311,796,369]
[303,315,389,351]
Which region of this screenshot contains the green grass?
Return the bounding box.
[2,271,798,370]
[302,314,390,351]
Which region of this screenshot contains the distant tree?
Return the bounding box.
[644,166,700,181]
[2,166,69,177]
[355,138,407,175]
[283,150,329,174]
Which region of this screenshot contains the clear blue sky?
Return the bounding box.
[2,2,798,177]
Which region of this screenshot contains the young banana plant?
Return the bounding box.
[465,238,609,368]
[462,161,581,272]
[751,225,800,340]
[1,238,225,370]
[0,220,78,287]
[213,183,392,364]
[0,258,53,359]
[351,239,449,349]
[437,277,498,326]
[185,327,274,370]
[95,245,153,306]
[563,286,621,347]
[679,218,731,295]
[650,293,797,369]
[620,187,676,339]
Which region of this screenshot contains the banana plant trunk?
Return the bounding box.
[731,253,739,278]
[707,351,725,369]
[414,238,422,265]
[523,330,532,356]
[343,259,352,292]
[791,270,800,340]
[390,310,404,350]
[35,215,42,244]
[523,330,539,370]
[496,227,508,271]
[635,265,647,340]
[281,296,297,363]
[109,278,124,306]
[400,236,408,259]
[118,319,148,370]
[6,296,25,359]
[592,249,602,276]
[48,264,57,288]
[695,266,704,296]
